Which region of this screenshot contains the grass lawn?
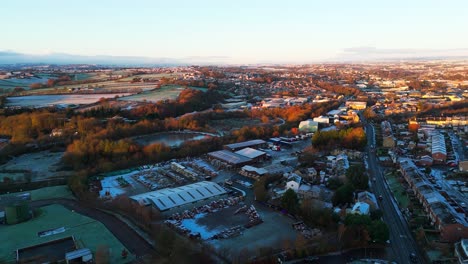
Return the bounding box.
[385,172,409,209]
[0,185,74,201]
[0,204,131,263]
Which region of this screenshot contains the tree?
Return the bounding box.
[424,167,432,175]
[370,209,383,220]
[312,127,366,151]
[29,82,43,89]
[346,165,368,190]
[13,87,25,93]
[46,78,56,87]
[281,189,299,214]
[327,177,343,190]
[332,183,355,206]
[363,107,376,119]
[369,220,389,243]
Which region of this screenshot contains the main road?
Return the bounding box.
[365,122,423,264]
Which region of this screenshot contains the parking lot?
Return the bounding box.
[211,205,298,256]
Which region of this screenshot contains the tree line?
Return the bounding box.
[312,127,367,151]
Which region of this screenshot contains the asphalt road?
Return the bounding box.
[31,199,155,257]
[365,123,423,264]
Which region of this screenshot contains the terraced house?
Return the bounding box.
[399,159,468,242]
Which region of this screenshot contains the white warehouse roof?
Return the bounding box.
[130,181,227,211]
[235,147,266,159]
[431,133,447,155]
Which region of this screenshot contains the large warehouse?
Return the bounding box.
[130,181,227,211]
[208,150,252,166]
[224,139,267,151]
[235,147,267,162]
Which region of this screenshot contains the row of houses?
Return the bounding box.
[399,159,468,242]
[410,116,468,129]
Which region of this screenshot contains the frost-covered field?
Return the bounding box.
[118,85,206,103]
[0,151,71,181]
[6,93,131,107]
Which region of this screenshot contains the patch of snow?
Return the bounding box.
[180,215,221,240]
[99,170,140,198]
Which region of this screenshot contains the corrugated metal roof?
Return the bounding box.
[130,181,227,211]
[235,147,266,159]
[224,139,266,150]
[208,150,252,165]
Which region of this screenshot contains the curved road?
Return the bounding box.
[365,123,423,264]
[31,199,155,257]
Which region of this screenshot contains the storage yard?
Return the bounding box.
[92,138,311,255]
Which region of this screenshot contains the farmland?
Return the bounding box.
[116,72,186,82]
[14,71,187,96]
[5,93,131,108]
[118,85,207,103]
[0,74,57,91]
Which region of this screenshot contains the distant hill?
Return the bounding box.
[0,51,230,66]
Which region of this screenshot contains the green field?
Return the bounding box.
[118,85,207,102]
[0,204,131,263]
[0,185,74,201]
[385,172,409,208]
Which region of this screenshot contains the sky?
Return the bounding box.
[1,0,468,64]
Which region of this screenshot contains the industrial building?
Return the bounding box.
[224,139,267,151]
[431,131,447,164]
[345,101,367,110]
[239,165,268,180]
[16,236,92,264]
[235,147,267,162]
[313,116,330,124]
[208,150,252,166]
[0,193,31,225]
[130,181,227,211]
[298,120,319,133]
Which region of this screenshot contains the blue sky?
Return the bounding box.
[2,0,468,63]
